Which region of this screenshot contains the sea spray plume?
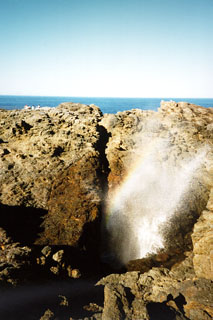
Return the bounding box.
[105,139,208,265]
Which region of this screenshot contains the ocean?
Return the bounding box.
[0,95,213,114]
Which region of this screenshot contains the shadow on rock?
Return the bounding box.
[0,203,47,245]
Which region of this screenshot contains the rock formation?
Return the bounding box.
[0,101,212,319]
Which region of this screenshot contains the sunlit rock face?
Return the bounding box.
[0,103,105,251]
[192,188,213,280]
[0,103,102,209]
[101,101,213,266]
[0,101,213,319]
[97,263,213,320]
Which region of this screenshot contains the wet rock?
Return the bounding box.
[101,101,212,267]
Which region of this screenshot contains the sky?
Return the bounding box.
[0,0,212,98]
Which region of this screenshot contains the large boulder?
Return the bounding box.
[192,188,213,279]
[96,259,213,320]
[0,103,107,275]
[0,103,103,209]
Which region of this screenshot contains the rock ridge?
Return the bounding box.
[0,101,213,319]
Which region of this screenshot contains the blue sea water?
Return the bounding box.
[0,95,213,114]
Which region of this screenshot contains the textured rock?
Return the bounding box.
[39,309,54,320]
[192,189,213,279]
[97,264,213,320]
[0,101,213,320]
[94,101,213,320]
[101,101,213,266]
[0,228,31,285]
[102,101,213,195]
[0,103,102,209]
[37,151,102,247]
[0,103,106,251]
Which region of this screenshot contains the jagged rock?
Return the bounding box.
[36,151,102,248]
[0,228,31,285]
[52,250,64,263]
[40,309,55,320]
[71,268,81,278]
[192,188,213,279]
[101,101,213,267]
[0,101,213,320]
[96,265,213,320]
[41,246,52,257]
[50,266,59,275]
[0,103,106,254]
[0,103,102,209]
[58,294,69,306]
[102,283,136,320]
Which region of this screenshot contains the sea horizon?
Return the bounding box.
[0,95,213,114]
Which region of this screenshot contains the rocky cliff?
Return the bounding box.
[0,101,212,319]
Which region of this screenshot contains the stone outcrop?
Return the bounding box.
[101,101,213,267]
[0,101,213,319]
[0,103,103,209]
[102,101,213,194]
[96,260,213,320]
[192,188,213,279]
[0,103,107,251]
[0,227,31,285]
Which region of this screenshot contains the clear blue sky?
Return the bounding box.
[0,0,212,97]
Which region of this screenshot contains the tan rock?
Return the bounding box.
[192,198,213,280]
[0,103,102,209]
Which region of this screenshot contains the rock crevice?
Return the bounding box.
[0,101,213,319]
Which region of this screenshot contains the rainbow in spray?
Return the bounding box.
[105,140,207,264]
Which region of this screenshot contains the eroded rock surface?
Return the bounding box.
[0,103,102,209]
[101,101,213,267]
[97,258,213,320]
[0,101,213,320]
[0,102,107,284]
[192,188,213,279]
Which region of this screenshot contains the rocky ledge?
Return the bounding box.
[0,101,212,319]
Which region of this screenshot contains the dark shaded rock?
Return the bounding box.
[0,228,31,285]
[36,152,102,254]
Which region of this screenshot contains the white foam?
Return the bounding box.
[106,142,207,264]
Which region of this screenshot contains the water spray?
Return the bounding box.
[104,140,207,265]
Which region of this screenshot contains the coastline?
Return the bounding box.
[0,100,212,319]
